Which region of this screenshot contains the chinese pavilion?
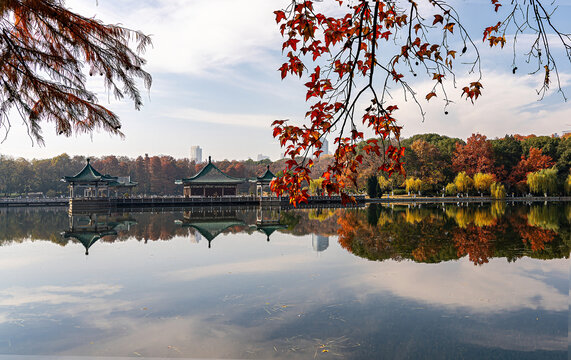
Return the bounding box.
[255,165,275,198]
[176,156,245,197]
[62,158,137,198]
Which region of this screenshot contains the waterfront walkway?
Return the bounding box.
[0,195,568,210]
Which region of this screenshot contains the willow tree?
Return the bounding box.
[271,0,570,204]
[527,167,558,195]
[0,0,152,144]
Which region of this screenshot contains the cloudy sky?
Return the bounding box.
[1,0,570,161]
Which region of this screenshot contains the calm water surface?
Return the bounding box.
[0,203,569,359]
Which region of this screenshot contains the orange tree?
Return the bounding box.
[0,0,151,144]
[271,0,570,205]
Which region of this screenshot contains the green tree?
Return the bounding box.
[521,136,560,160]
[366,175,380,198]
[490,135,523,181]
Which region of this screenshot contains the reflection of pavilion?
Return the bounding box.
[256,205,286,242]
[175,208,246,248]
[62,212,137,255]
[174,206,287,246]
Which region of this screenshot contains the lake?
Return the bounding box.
[0,203,569,359]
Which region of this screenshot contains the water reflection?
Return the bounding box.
[0,203,569,264]
[0,204,568,358]
[63,212,137,255]
[339,203,570,265]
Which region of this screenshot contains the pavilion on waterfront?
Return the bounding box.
[176,157,277,198]
[62,158,137,199]
[175,156,246,197]
[255,165,276,198]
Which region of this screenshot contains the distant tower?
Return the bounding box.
[190,146,202,163]
[322,138,329,155]
[312,234,329,252]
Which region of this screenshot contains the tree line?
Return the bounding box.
[0,132,569,197]
[356,133,571,197]
[0,153,277,197]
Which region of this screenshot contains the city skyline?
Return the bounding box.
[0,0,569,161]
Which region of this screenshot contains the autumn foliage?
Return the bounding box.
[270,1,569,204]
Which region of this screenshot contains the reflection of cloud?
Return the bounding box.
[0,256,41,270]
[163,253,310,282]
[58,313,318,359]
[461,325,566,352]
[0,284,132,328]
[0,284,122,306]
[339,257,568,313]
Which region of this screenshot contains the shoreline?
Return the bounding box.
[0,195,569,210]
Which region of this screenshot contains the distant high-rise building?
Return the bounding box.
[190,146,202,163]
[257,154,270,161]
[322,138,329,155]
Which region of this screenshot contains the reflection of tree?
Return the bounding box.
[526,205,560,232]
[0,208,68,246]
[338,204,569,265]
[445,206,500,228]
[1,205,568,263]
[338,207,456,263]
[280,209,342,237]
[453,226,496,265]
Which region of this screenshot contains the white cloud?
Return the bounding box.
[67,0,284,76]
[166,106,283,128]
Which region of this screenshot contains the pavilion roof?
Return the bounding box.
[256,166,275,183]
[63,158,117,183]
[176,156,245,185]
[63,159,137,188]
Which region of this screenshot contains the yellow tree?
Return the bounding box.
[309,177,325,195]
[473,173,496,195]
[564,174,571,195]
[377,176,391,193]
[527,168,558,195]
[490,182,506,199]
[0,0,152,144]
[405,177,422,194]
[445,182,457,196]
[454,172,473,194]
